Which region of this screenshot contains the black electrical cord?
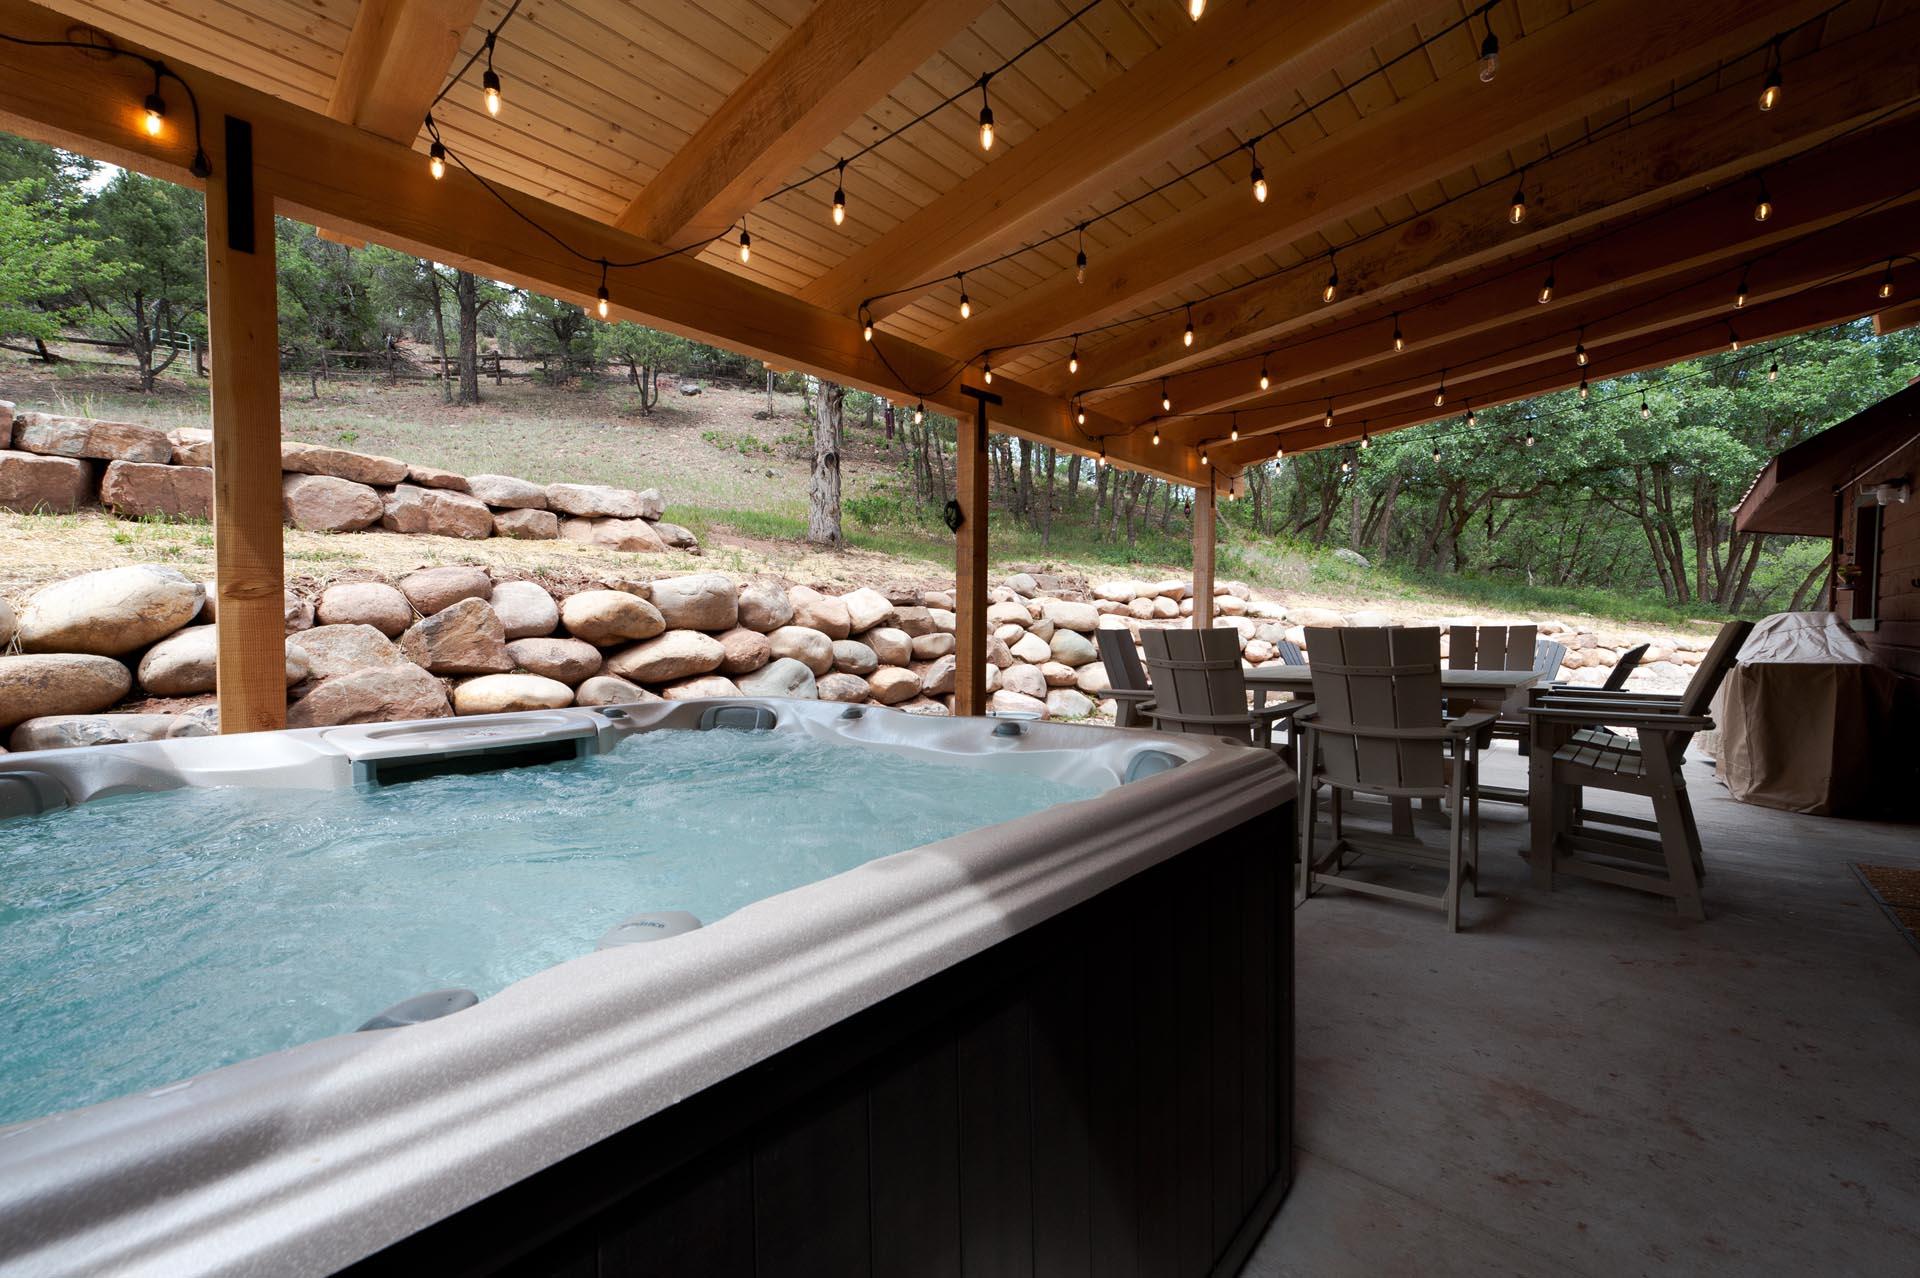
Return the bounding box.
[0,30,210,177]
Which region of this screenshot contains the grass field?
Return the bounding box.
[0,351,1720,643]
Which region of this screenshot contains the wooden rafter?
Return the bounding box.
[800,0,1427,318]
[326,0,480,143]
[1038,13,1920,401]
[926,0,1838,362]
[615,0,996,250]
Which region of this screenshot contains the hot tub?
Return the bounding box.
[0,699,1294,1276]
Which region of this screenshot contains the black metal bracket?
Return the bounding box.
[942,499,964,533]
[223,116,254,254]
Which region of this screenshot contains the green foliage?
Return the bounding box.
[0,178,118,341]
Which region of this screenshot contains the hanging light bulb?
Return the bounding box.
[481,31,502,117]
[1322,251,1339,304]
[1728,324,1741,353]
[1392,313,1405,352]
[1768,357,1779,382]
[1759,40,1784,112]
[1578,376,1589,402]
[982,358,993,386]
[1077,402,1088,427]
[1183,305,1195,348]
[1188,0,1206,19]
[832,160,847,227]
[1068,336,1080,376]
[957,274,970,320]
[1249,144,1267,204]
[1524,427,1536,448]
[1466,404,1477,428]
[1275,440,1286,460]
[1431,440,1441,464]
[1075,224,1088,284]
[1754,175,1773,223]
[1161,380,1172,412]
[1878,259,1895,301]
[1640,391,1651,419]
[142,92,165,137]
[429,138,447,180]
[1200,448,1210,467]
[1478,21,1500,83]
[1152,426,1161,446]
[1341,457,1353,475]
[977,75,995,152]
[860,306,874,343]
[1575,336,1589,367]
[1435,373,1447,408]
[1258,361,1270,392]
[1324,401,1334,429]
[738,220,752,264]
[1359,426,1370,450]
[1736,269,1750,308]
[1509,173,1527,225]
[1230,413,1240,443]
[1538,261,1556,305]
[914,401,925,425]
[595,261,610,320]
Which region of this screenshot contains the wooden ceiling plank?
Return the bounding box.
[327,0,481,143]
[615,0,997,250]
[803,0,1431,318]
[1027,10,1920,399]
[929,0,1843,362]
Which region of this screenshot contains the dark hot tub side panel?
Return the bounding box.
[348,813,1293,1278]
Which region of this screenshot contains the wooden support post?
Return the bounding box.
[204,117,287,733]
[954,386,998,716]
[1191,481,1216,630]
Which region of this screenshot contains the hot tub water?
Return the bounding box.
[0,730,1096,1126]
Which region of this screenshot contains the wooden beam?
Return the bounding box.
[204,116,286,733]
[1107,157,1920,429]
[802,0,1426,318]
[1213,265,1920,469]
[954,387,994,716]
[0,0,1206,490]
[1876,299,1920,336]
[931,0,1837,360]
[616,0,995,249]
[1191,485,1215,631]
[327,0,480,143]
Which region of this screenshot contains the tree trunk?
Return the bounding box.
[1066,455,1082,512]
[425,266,452,404]
[1787,551,1831,611]
[808,380,845,546]
[455,270,481,404]
[1041,446,1057,550]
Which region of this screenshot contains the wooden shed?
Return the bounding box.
[1735,376,1920,675]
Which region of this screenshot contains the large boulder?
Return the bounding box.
[1000,663,1047,699]
[652,522,699,551]
[0,450,94,514]
[649,573,738,631]
[492,508,560,540]
[1039,661,1078,688]
[605,630,725,683]
[865,627,912,666]
[467,473,549,509]
[295,623,412,679]
[406,463,468,492]
[987,601,1032,628]
[659,673,741,701]
[489,579,559,638]
[1037,599,1100,633]
[453,673,574,715]
[505,637,602,684]
[558,517,667,553]
[816,672,870,703]
[892,606,936,637]
[381,485,493,539]
[716,626,772,676]
[399,597,512,674]
[545,482,661,520]
[400,566,492,615]
[909,632,955,660]
[0,654,132,730]
[10,713,181,753]
[100,461,212,520]
[315,581,412,637]
[12,412,170,463]
[282,473,382,532]
[573,674,656,707]
[1049,629,1098,667]
[735,657,816,699]
[280,440,409,486]
[989,689,1047,717]
[166,427,213,467]
[1045,689,1096,720]
[1075,662,1113,695]
[16,565,203,656]
[136,625,309,695]
[867,666,921,705]
[921,654,957,697]
[767,625,833,675]
[839,587,895,634]
[736,582,794,633]
[831,639,879,675]
[560,590,664,645]
[788,586,851,639]
[288,665,451,727]
[1010,631,1051,664]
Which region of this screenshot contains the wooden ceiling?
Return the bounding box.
[11,0,1920,485]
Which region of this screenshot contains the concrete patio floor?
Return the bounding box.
[1248,746,1920,1277]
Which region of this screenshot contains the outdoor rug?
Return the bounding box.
[1854,864,1920,956]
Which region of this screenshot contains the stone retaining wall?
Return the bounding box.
[0,562,1708,753]
[0,402,695,552]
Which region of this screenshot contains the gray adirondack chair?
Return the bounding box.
[1137,627,1302,748]
[1295,627,1495,932]
[1522,620,1753,919]
[1095,628,1155,728]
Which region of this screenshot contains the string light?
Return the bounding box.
[1538,260,1556,305]
[1524,427,1536,448]
[1879,259,1896,300]
[1183,305,1195,348]
[1736,267,1750,308]
[1075,225,1088,284]
[1431,440,1442,464]
[957,273,971,320]
[1759,39,1783,112]
[1435,373,1447,408]
[1068,335,1080,375]
[1640,391,1651,419]
[1574,333,1589,366]
[1248,143,1267,204]
[142,89,165,137]
[1152,425,1161,446]
[1359,423,1371,450]
[595,260,610,319]
[1466,404,1477,428]
[1754,174,1773,222]
[1392,313,1405,352]
[1188,0,1206,19]
[1478,9,1500,82]
[1578,375,1589,401]
[1258,360,1271,392]
[429,137,447,180]
[1201,448,1210,466]
[982,357,993,385]
[831,160,846,227]
[481,31,502,116]
[1322,251,1339,304]
[1276,440,1286,460]
[860,306,874,342]
[1508,171,1527,225]
[1768,357,1779,382]
[1230,413,1240,443]
[738,219,752,263]
[1341,457,1353,475]
[977,74,995,152]
[914,401,925,425]
[1161,379,1172,412]
[1324,400,1334,429]
[1727,322,1742,353]
[1077,401,1088,427]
